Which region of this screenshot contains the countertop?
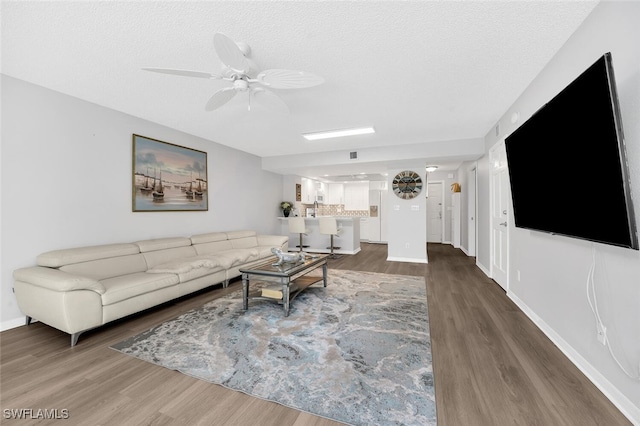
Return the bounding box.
[277,216,365,220]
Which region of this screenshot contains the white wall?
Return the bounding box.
[1,75,283,329]
[479,2,640,421]
[387,169,427,263]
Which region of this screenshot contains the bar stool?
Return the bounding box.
[288,217,310,252]
[319,217,341,258]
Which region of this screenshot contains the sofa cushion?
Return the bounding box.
[100,272,179,305]
[36,243,140,268]
[255,245,279,259]
[213,248,260,269]
[147,256,223,274]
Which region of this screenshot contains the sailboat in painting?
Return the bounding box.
[140,167,153,193]
[152,169,164,199]
[195,174,203,199]
[185,172,194,199]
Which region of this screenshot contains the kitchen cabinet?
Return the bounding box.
[301,177,316,204]
[344,182,369,211]
[301,177,326,203]
[326,183,344,204]
[360,217,370,241]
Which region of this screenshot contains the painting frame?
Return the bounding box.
[132,134,208,212]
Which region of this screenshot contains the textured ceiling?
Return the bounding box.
[1,1,599,178]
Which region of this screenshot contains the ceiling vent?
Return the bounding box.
[350,152,357,159]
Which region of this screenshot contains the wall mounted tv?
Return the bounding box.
[505,52,638,250]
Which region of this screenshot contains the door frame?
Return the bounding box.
[489,140,509,291]
[467,163,478,257]
[426,180,445,243]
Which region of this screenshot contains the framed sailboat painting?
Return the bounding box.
[132,134,208,212]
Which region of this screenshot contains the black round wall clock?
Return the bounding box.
[392,170,423,199]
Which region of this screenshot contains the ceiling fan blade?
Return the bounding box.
[205,87,237,111]
[251,88,289,114]
[213,33,250,74]
[255,69,324,89]
[142,68,219,79]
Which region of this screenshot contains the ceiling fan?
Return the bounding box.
[142,33,324,113]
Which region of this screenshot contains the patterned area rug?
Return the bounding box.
[111,269,436,425]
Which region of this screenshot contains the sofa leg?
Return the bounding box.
[70,332,82,347]
[25,316,32,326]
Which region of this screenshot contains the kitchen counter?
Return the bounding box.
[278,217,361,255]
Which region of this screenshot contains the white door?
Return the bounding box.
[490,141,509,291]
[426,182,443,243]
[467,164,477,257]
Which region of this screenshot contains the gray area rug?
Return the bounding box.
[111,269,436,425]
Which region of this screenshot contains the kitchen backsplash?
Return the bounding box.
[296,203,368,217]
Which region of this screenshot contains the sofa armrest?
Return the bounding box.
[13,267,106,294]
[257,235,288,248]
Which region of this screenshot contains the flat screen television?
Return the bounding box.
[505,52,638,250]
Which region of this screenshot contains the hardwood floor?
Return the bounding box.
[0,243,630,425]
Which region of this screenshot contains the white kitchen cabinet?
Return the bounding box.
[360,217,370,241]
[315,181,326,201]
[326,183,344,204]
[301,177,316,204]
[344,182,369,210]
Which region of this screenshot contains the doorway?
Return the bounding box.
[426,181,444,243]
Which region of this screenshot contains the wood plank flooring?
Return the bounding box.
[0,243,630,425]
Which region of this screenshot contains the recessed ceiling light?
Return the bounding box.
[302,127,375,141]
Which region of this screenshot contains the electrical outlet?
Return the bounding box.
[597,323,607,345]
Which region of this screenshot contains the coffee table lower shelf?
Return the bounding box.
[250,276,324,304]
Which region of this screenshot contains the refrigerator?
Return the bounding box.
[367,189,387,243]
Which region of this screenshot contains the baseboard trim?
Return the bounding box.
[476,260,491,278]
[1,317,29,332]
[508,292,639,425]
[386,256,428,264]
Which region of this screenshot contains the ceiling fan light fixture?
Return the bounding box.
[302,127,375,141]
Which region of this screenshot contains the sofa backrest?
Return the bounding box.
[226,230,258,249]
[135,237,197,269]
[60,254,148,281]
[190,230,259,254]
[36,243,140,268]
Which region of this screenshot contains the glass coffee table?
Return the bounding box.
[240,254,329,316]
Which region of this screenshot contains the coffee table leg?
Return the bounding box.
[322,263,328,287]
[242,273,249,310]
[283,279,291,316]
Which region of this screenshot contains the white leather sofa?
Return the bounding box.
[13,230,288,346]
